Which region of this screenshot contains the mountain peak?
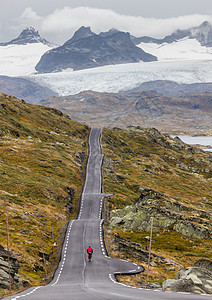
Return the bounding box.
[99,28,120,38]
[190,21,212,46]
[63,26,96,45]
[199,21,211,28]
[0,27,52,46]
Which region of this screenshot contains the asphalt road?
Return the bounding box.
[4,128,210,300]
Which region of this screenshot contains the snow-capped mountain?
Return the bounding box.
[0,27,53,47]
[0,28,54,76]
[0,23,211,90]
[133,21,212,62]
[131,21,212,47]
[35,26,157,73]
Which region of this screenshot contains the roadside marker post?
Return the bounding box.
[146,217,153,288]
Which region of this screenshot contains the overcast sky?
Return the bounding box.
[1,0,212,43]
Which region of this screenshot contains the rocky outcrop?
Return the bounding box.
[173,221,210,239]
[114,235,182,268]
[163,259,212,294]
[109,187,212,239]
[0,245,20,289]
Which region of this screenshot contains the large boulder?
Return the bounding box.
[163,259,212,294]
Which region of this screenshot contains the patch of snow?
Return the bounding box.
[61,68,74,72]
[138,38,212,61]
[27,59,212,96]
[0,43,52,76]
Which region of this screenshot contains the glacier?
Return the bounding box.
[28,59,212,96]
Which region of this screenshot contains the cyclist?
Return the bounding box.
[87,246,93,261]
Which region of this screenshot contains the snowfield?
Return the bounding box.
[28,59,212,96]
[138,38,212,61]
[0,43,52,76]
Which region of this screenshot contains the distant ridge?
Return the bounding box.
[0,75,58,103]
[123,80,212,96]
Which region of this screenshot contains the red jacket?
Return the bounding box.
[87,247,93,254]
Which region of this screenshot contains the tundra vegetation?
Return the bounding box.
[0,93,89,297]
[101,127,212,288]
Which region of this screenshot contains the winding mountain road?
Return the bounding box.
[4,128,210,299]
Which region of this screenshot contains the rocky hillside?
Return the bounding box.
[101,127,212,291]
[35,26,157,73]
[0,93,89,298]
[42,90,212,135]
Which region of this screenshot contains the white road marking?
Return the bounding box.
[11,287,41,299]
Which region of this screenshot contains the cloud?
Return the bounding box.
[18,7,42,24]
[0,23,3,40]
[15,6,212,43]
[12,7,43,35]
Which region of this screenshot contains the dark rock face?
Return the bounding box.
[64,26,95,45]
[35,26,157,73]
[0,245,20,289]
[103,31,155,62]
[131,21,212,47]
[190,21,212,47]
[194,259,212,273]
[0,27,52,46]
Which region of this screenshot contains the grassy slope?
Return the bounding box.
[0,93,89,295]
[101,127,212,286]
